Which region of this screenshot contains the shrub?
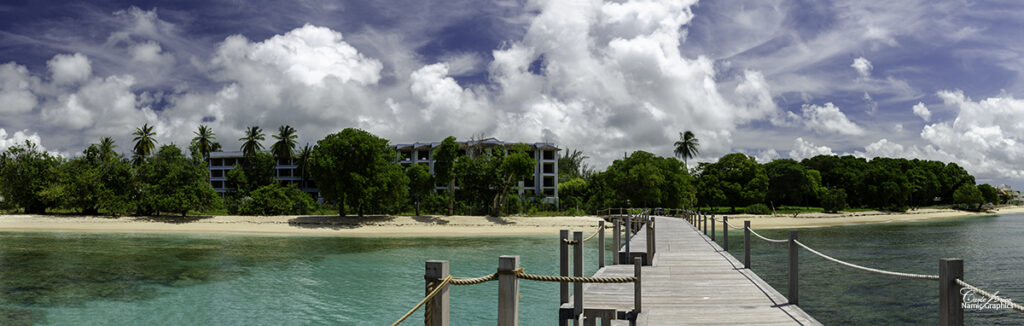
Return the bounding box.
[743,203,771,215]
[239,184,315,215]
[820,188,848,213]
[953,184,983,211]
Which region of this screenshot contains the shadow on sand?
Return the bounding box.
[133,215,215,224]
[287,215,397,230]
[411,215,450,225]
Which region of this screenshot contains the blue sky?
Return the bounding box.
[1,0,1023,188]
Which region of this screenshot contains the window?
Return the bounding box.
[543,176,554,187]
[524,177,535,187]
[418,150,430,160]
[212,181,224,188]
[211,170,223,178]
[543,150,554,160]
[278,169,292,177]
[211,158,223,166]
[543,189,554,196]
[543,163,554,174]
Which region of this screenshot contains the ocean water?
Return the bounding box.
[1,214,1022,325]
[712,213,1024,325]
[0,232,604,325]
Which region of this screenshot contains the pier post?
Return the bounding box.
[634,257,642,315]
[744,221,751,269]
[711,215,716,242]
[702,213,707,235]
[788,230,799,305]
[598,221,606,268]
[613,219,620,265]
[560,230,569,306]
[625,213,632,256]
[573,231,584,322]
[645,218,654,266]
[424,260,450,326]
[497,256,520,326]
[723,216,728,251]
[939,258,964,326]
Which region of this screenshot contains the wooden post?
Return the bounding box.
[634,257,642,314]
[425,260,450,326]
[645,219,653,266]
[723,216,729,251]
[498,256,520,326]
[788,230,799,305]
[939,258,964,326]
[613,219,620,265]
[573,231,584,322]
[744,221,751,269]
[711,215,716,241]
[625,213,632,256]
[598,221,606,268]
[560,229,569,306]
[702,213,707,235]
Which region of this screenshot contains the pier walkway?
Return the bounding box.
[576,216,819,325]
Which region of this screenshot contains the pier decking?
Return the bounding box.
[573,216,819,325]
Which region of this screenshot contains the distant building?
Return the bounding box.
[391,138,560,203]
[996,184,1023,205]
[207,151,318,198]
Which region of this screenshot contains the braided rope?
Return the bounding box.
[516,271,636,283]
[794,240,939,280]
[956,279,1024,313]
[724,220,744,230]
[392,275,453,326]
[450,273,498,285]
[748,228,789,243]
[583,226,601,242]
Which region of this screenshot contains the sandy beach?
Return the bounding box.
[0,206,1021,236]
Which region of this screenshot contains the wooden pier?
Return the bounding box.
[570,216,819,325]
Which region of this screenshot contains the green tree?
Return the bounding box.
[239,126,266,158]
[239,184,315,215]
[558,149,591,181]
[406,164,434,216]
[432,136,460,216]
[977,184,999,205]
[0,141,60,214]
[491,144,536,217]
[673,130,699,166]
[953,184,984,211]
[764,159,822,207]
[309,128,408,216]
[131,123,157,166]
[602,151,694,209]
[696,153,767,212]
[820,188,848,213]
[295,143,313,189]
[98,137,118,162]
[191,125,218,160]
[271,125,298,163]
[134,145,221,216]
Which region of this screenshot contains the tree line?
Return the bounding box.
[1,126,1006,217]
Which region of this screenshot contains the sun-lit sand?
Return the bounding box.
[0,206,1020,236]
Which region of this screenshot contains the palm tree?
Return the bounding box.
[192,125,217,159]
[239,126,265,158]
[132,123,157,165]
[271,125,298,163]
[673,130,699,165]
[98,137,117,161]
[295,143,312,188]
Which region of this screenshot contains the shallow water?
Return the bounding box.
[713,213,1024,325]
[1,214,1022,325]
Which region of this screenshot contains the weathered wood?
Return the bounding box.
[624,214,631,256]
[561,229,569,306]
[744,221,751,269]
[599,221,606,268]
[788,230,799,306]
[498,256,519,326]
[711,215,716,241]
[574,231,584,324]
[613,219,620,265]
[424,260,450,326]
[723,216,729,251]
[939,258,964,326]
[634,257,642,314]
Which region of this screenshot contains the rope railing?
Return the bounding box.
[392,275,454,326]
[793,240,940,280]
[582,225,602,242]
[956,279,1024,313]
[748,227,788,243]
[724,220,744,230]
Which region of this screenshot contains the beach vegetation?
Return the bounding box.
[953,184,984,211]
[405,164,433,216]
[432,136,460,216]
[309,128,407,217]
[131,123,157,166]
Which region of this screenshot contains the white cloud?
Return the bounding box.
[47,53,92,85]
[0,128,45,153]
[754,148,780,163]
[0,63,38,114]
[851,57,873,78]
[130,41,173,65]
[788,137,834,160]
[912,101,931,121]
[789,102,865,135]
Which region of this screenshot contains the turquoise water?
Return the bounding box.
[711,213,1024,325]
[1,214,1022,325]
[0,233,604,325]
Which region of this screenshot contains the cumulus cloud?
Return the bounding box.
[788,137,835,160]
[47,53,92,85]
[912,102,931,121]
[0,63,39,114]
[851,57,873,78]
[0,128,45,152]
[779,102,865,135]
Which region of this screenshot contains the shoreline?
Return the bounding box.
[0,206,1021,236]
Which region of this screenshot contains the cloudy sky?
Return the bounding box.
[1,0,1023,187]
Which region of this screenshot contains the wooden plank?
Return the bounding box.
[574,216,821,325]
